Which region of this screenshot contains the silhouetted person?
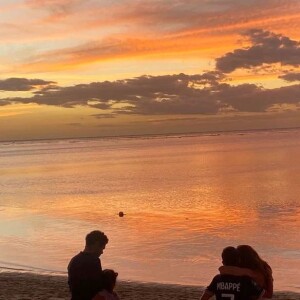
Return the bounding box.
[200,246,264,300]
[68,230,109,300]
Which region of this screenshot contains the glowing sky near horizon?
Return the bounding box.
[1,0,300,140]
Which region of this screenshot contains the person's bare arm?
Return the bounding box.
[219,266,256,278]
[219,266,265,287]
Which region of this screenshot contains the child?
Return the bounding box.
[92,269,120,300]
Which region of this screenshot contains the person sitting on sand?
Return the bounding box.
[92,269,120,300]
[219,245,273,298]
[201,246,265,300]
[68,230,109,300]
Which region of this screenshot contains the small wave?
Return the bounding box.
[0,262,66,276]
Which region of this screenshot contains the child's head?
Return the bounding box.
[102,269,118,292]
[221,246,239,266]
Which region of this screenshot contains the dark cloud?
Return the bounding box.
[2,72,224,113]
[92,114,117,119]
[0,100,11,106]
[279,72,300,82]
[2,72,300,115]
[218,83,300,112]
[0,78,55,91]
[216,29,300,73]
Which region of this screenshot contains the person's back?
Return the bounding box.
[68,230,109,300]
[68,251,103,300]
[201,246,264,300]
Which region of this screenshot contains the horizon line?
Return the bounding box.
[1,126,300,144]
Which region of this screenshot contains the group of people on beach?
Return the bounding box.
[67,230,273,300]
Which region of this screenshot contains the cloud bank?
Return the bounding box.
[279,72,300,82]
[2,0,299,72]
[1,30,300,116]
[2,72,300,115]
[0,78,55,91]
[216,29,300,73]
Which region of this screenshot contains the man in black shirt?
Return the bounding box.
[68,230,109,300]
[200,246,264,300]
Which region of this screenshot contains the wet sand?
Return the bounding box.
[0,272,299,300]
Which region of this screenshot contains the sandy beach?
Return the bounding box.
[0,272,299,300]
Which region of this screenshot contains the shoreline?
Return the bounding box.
[0,272,299,300]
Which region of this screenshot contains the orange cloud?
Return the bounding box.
[1,0,299,53]
[16,34,235,73]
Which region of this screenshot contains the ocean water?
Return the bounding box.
[0,129,299,292]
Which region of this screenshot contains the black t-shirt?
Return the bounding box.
[206,274,264,300]
[68,252,103,300]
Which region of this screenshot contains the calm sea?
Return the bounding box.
[0,129,299,292]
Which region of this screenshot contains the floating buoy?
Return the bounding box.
[118,211,125,217]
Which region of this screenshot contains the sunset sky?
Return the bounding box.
[1,0,300,141]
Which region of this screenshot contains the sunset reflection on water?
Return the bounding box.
[0,130,300,291]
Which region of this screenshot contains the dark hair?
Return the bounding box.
[222,246,239,266]
[237,245,266,273]
[85,230,108,247]
[102,269,118,292]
